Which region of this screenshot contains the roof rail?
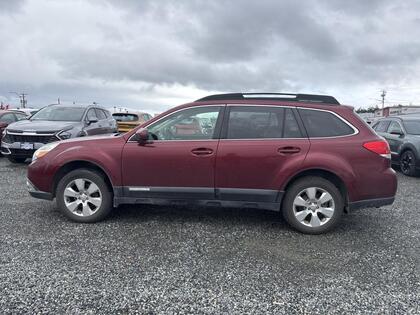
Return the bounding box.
[195,93,340,105]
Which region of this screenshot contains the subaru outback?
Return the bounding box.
[27,93,397,234]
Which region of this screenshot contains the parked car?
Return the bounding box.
[1,104,117,163]
[0,110,28,154]
[9,108,39,117]
[112,111,153,133]
[372,115,420,176]
[27,93,397,234]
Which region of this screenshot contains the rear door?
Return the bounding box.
[215,105,310,203]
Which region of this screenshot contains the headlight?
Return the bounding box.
[32,142,60,161]
[57,130,72,140]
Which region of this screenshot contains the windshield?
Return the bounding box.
[31,106,86,121]
[403,120,420,135]
[112,113,139,122]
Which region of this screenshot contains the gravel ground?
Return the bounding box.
[0,157,419,314]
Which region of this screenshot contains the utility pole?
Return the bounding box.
[381,90,386,109]
[9,92,28,108]
[21,93,27,108]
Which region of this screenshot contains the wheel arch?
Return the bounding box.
[399,144,419,160]
[281,168,349,212]
[52,160,114,198]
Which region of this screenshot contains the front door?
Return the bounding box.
[215,105,310,203]
[84,109,101,135]
[385,121,405,161]
[121,105,224,200]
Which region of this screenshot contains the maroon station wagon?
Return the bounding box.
[27,93,397,234]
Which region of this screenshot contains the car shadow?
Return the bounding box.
[108,204,286,227]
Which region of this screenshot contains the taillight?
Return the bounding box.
[363,140,391,159]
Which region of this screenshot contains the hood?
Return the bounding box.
[6,120,78,133]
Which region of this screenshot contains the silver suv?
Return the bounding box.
[1,104,117,163]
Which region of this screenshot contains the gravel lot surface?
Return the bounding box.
[0,157,419,314]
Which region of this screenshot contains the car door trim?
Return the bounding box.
[113,186,283,210]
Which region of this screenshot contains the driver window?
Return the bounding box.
[388,121,402,134]
[148,106,222,140]
[87,109,97,121]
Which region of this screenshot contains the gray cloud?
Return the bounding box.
[1,0,420,109]
[0,0,26,14]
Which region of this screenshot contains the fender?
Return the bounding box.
[398,142,419,159]
[280,151,358,200]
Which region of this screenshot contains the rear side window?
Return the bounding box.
[226,106,303,139]
[403,120,420,135]
[374,120,391,133]
[102,110,111,118]
[113,113,139,122]
[298,109,354,137]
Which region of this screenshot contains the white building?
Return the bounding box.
[374,105,420,117]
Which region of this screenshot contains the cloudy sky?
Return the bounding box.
[1,0,420,112]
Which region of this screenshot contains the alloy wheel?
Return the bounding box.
[63,178,102,217]
[292,187,335,227]
[401,151,414,174]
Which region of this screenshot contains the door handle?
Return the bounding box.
[278,146,301,154]
[191,148,214,156]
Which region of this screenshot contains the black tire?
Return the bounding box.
[400,150,419,177]
[282,176,344,234]
[7,156,27,163]
[56,169,113,223]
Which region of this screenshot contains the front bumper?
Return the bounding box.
[27,179,53,201]
[1,141,44,158]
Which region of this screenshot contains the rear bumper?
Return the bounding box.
[348,196,395,212]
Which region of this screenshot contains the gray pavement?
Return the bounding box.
[0,157,418,314]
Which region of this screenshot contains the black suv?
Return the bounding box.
[1,104,117,163]
[373,115,420,176]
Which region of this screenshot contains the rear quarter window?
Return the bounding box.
[298,109,355,137]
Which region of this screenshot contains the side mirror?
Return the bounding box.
[0,122,7,128]
[136,128,149,144]
[390,130,404,136]
[87,118,98,125]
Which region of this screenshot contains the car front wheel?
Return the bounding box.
[282,176,343,234]
[56,169,113,222]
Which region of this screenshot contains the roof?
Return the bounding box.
[45,103,105,109]
[195,93,340,105]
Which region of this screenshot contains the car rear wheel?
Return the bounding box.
[400,150,419,177]
[7,156,27,163]
[282,177,343,234]
[56,169,113,222]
